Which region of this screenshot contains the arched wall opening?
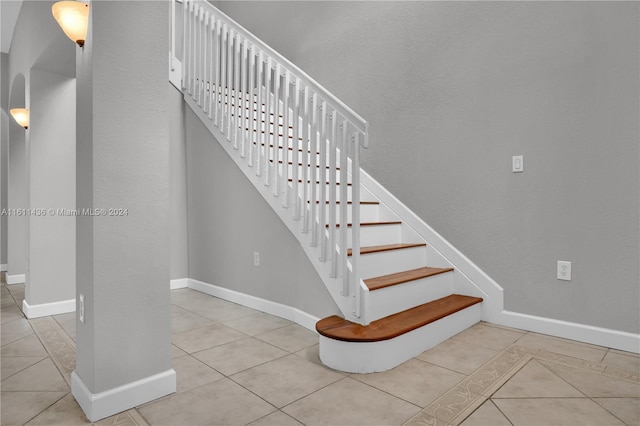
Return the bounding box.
[26,40,76,308]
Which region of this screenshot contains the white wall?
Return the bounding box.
[215,1,639,333]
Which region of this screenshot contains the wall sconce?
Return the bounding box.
[52,1,90,47]
[10,108,29,129]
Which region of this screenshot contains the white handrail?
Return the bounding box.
[177,0,369,321]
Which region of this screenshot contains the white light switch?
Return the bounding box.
[512,155,524,173]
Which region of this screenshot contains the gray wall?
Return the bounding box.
[170,87,189,280]
[27,68,75,305]
[215,1,639,333]
[1,54,8,266]
[185,106,340,319]
[75,0,172,394]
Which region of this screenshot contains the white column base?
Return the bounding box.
[71,369,176,422]
[169,278,188,289]
[23,299,75,319]
[6,273,25,285]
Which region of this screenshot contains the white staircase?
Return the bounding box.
[172,0,503,373]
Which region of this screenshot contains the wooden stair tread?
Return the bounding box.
[316,294,482,342]
[347,243,426,256]
[291,179,352,186]
[365,266,453,291]
[308,201,379,205]
[325,221,401,228]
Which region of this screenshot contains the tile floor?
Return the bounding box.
[1,274,638,425]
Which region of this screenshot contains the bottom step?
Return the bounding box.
[316,294,483,373]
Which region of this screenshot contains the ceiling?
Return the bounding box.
[1,0,23,53]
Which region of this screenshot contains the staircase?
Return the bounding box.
[173,0,502,373]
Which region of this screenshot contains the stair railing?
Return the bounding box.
[176,0,370,320]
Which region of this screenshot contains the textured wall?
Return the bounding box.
[75,0,172,393]
[185,106,340,319]
[216,1,639,333]
[169,88,189,280]
[27,69,75,305]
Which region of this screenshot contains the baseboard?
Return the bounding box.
[493,310,640,354]
[170,278,188,290]
[23,299,76,319]
[359,168,504,320]
[71,369,176,422]
[1,264,7,272]
[187,278,320,331]
[6,273,25,285]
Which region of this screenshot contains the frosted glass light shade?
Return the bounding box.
[52,1,89,47]
[10,108,29,129]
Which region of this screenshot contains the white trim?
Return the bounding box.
[359,169,504,320]
[71,369,176,422]
[170,278,188,290]
[187,278,320,331]
[1,264,7,272]
[5,273,25,285]
[493,310,640,354]
[319,303,482,373]
[22,299,75,319]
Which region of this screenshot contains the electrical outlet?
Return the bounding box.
[253,251,260,267]
[557,261,571,281]
[512,155,524,173]
[79,294,85,323]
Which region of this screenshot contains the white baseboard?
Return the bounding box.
[493,310,640,354]
[1,264,7,272]
[23,299,76,319]
[187,278,320,332]
[170,278,188,290]
[6,273,25,285]
[71,369,176,422]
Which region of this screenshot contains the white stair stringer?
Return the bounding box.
[319,302,482,373]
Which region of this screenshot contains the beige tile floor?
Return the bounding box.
[1,275,638,426]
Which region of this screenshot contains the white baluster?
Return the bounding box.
[352,132,362,318]
[264,57,272,187]
[282,71,290,207]
[226,28,233,141]
[256,51,264,177]
[213,18,221,126]
[182,0,189,92]
[301,86,310,229]
[233,33,240,149]
[340,121,348,294]
[273,63,281,196]
[310,93,318,246]
[328,110,338,278]
[318,100,327,262]
[247,44,255,167]
[240,39,247,158]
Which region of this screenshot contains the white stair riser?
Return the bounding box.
[344,223,402,247]
[357,246,427,279]
[318,303,482,373]
[367,272,455,322]
[307,204,379,224]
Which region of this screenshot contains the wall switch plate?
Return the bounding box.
[253,251,260,267]
[79,294,85,323]
[512,155,524,173]
[557,261,571,281]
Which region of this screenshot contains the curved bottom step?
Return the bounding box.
[316,295,483,373]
